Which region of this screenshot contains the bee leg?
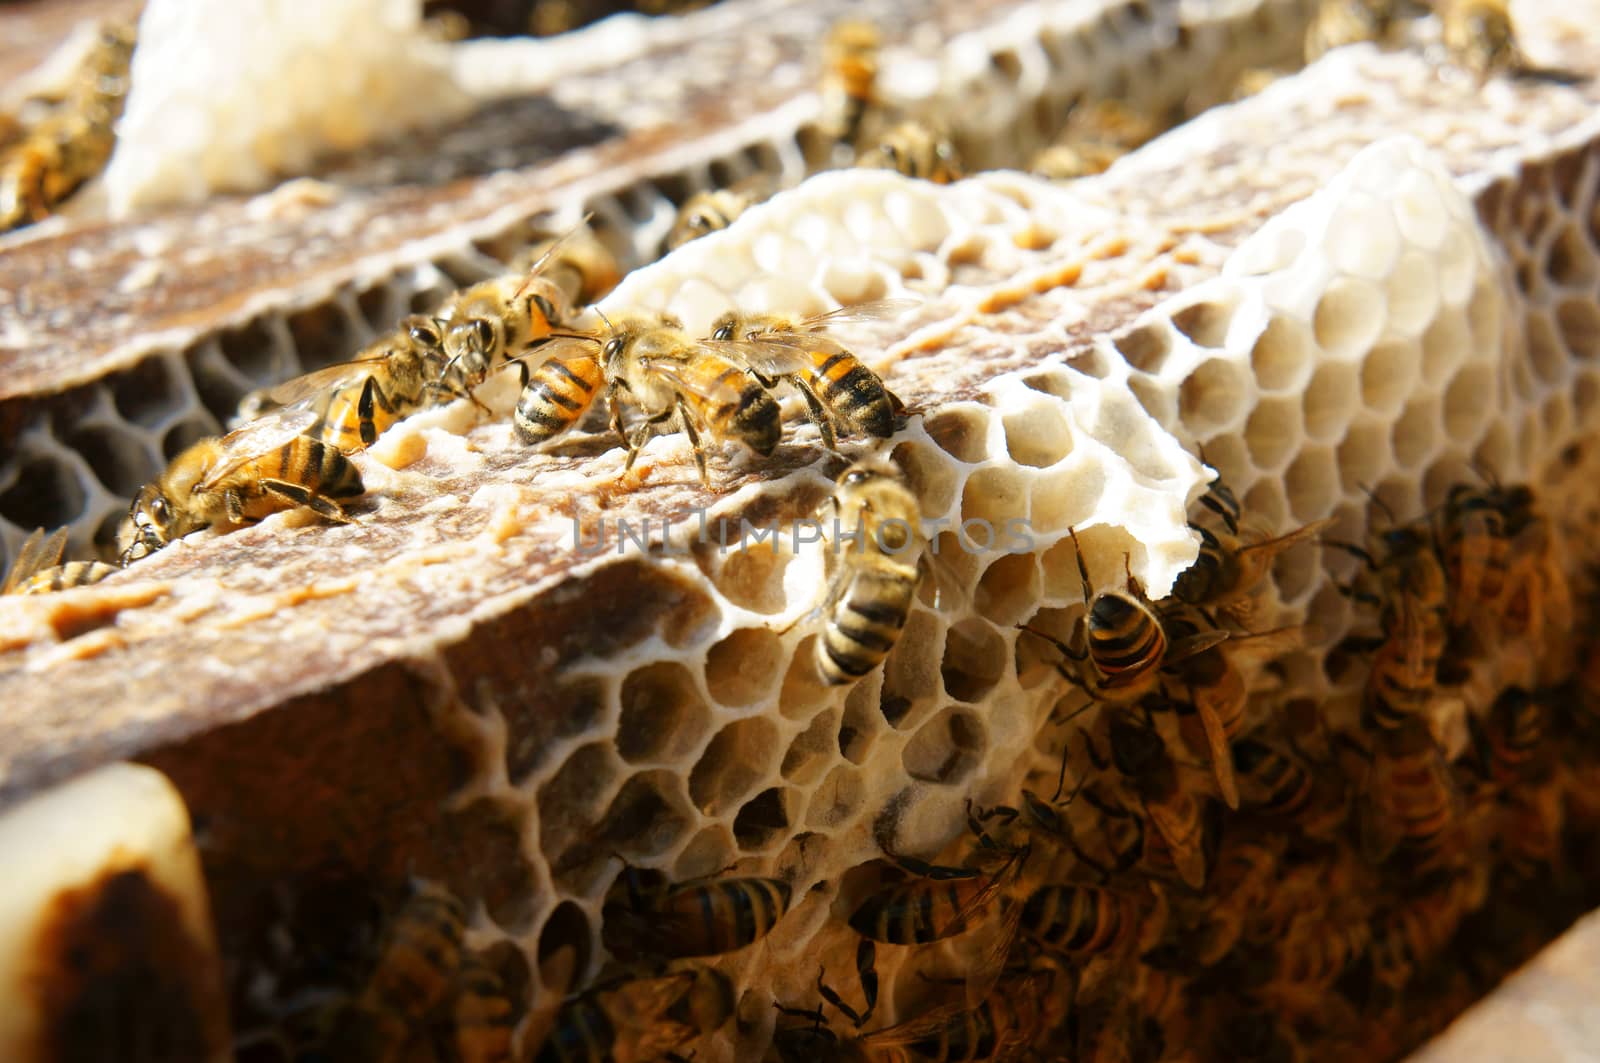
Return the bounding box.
[854,940,878,1026]
[815,967,866,1028]
[788,376,838,452]
[262,480,354,524]
[674,396,712,489]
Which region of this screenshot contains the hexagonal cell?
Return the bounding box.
[959,465,1031,536]
[1249,316,1314,393]
[539,743,623,883]
[902,707,986,785]
[1473,423,1516,485]
[1576,373,1600,424]
[1443,364,1496,445]
[593,770,695,862]
[538,901,594,989]
[1557,297,1600,361]
[805,764,865,830]
[1021,367,1073,401]
[1029,457,1106,537]
[1112,321,1172,372]
[879,608,948,709]
[617,662,712,765]
[1178,357,1253,435]
[1240,479,1289,533]
[1284,446,1338,523]
[0,455,87,529]
[1543,393,1573,447]
[839,680,885,760]
[442,796,538,933]
[1526,311,1569,387]
[780,708,841,786]
[1243,396,1302,472]
[1302,362,1358,443]
[733,787,793,851]
[940,619,1008,703]
[892,440,961,518]
[674,824,737,880]
[63,423,157,497]
[162,418,218,461]
[1327,196,1399,280]
[1169,299,1233,348]
[1359,339,1421,419]
[286,297,362,372]
[1000,400,1074,469]
[778,636,834,721]
[217,315,291,383]
[687,536,788,616]
[1421,310,1470,382]
[1127,374,1175,428]
[1336,419,1390,495]
[1311,277,1384,361]
[1465,279,1504,350]
[924,405,993,464]
[1038,535,1090,604]
[1547,222,1598,288]
[1384,250,1441,338]
[975,552,1041,628]
[688,716,781,816]
[110,354,189,428]
[1390,399,1439,472]
[705,627,786,707]
[505,674,612,785]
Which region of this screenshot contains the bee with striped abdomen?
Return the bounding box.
[243,314,449,453]
[855,119,964,183]
[708,299,912,451]
[847,840,1028,947]
[1435,481,1531,628]
[511,334,607,446]
[317,879,467,1060]
[116,410,365,564]
[1230,737,1349,841]
[1348,717,1462,872]
[1303,0,1404,61]
[813,457,925,685]
[600,866,793,961]
[819,18,882,150]
[599,312,783,487]
[1367,868,1484,992]
[0,20,135,231]
[2,527,118,595]
[534,970,698,1063]
[1172,517,1332,626]
[1022,528,1228,705]
[446,952,519,1063]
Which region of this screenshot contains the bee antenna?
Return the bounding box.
[594,307,617,335]
[1356,481,1398,528]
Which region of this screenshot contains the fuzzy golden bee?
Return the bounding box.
[663,174,776,251]
[117,412,364,564]
[598,312,783,486]
[0,20,135,231]
[709,300,910,450]
[819,18,882,150]
[2,527,118,596]
[1173,516,1332,626]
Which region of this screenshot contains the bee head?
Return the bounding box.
[404,316,444,350]
[117,485,173,564]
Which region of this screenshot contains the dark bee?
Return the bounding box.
[601,867,793,961]
[1085,714,1212,890]
[854,119,963,183]
[847,843,1027,946]
[1230,737,1349,840]
[1172,517,1332,626]
[533,971,697,1063]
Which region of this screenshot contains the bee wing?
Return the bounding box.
[644,349,753,407]
[857,1000,974,1050]
[703,335,823,378]
[963,894,1025,1008]
[1229,517,1336,593]
[1191,698,1240,811]
[196,406,322,490]
[1222,624,1306,668]
[793,298,921,330]
[255,359,382,410]
[3,527,66,594]
[1144,798,1207,890]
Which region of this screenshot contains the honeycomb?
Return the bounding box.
[2,2,1600,1062]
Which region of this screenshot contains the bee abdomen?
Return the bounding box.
[515,355,602,444]
[730,382,782,455]
[1021,885,1121,953]
[817,358,895,437]
[667,877,792,955]
[536,998,613,1063]
[819,570,916,683]
[15,561,118,595]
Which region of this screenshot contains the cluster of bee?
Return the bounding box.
[0,19,135,233]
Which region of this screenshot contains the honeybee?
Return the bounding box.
[1470,686,1553,787]
[0,20,135,231]
[1230,737,1349,840]
[855,119,963,183]
[820,19,882,149]
[1367,869,1482,991]
[116,411,364,564]
[1173,518,1333,626]
[709,300,911,451]
[318,880,467,1059]
[812,458,924,685]
[1086,715,1212,890]
[663,174,776,252]
[1017,881,1143,959]
[1023,529,1228,705]
[515,223,624,309]
[600,867,793,961]
[533,970,698,1063]
[448,953,519,1063]
[848,841,1028,946]
[1158,609,1304,810]
[1028,100,1159,180]
[1350,718,1461,871]
[243,314,449,453]
[1264,907,1370,1012]
[2,527,118,596]
[598,312,783,487]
